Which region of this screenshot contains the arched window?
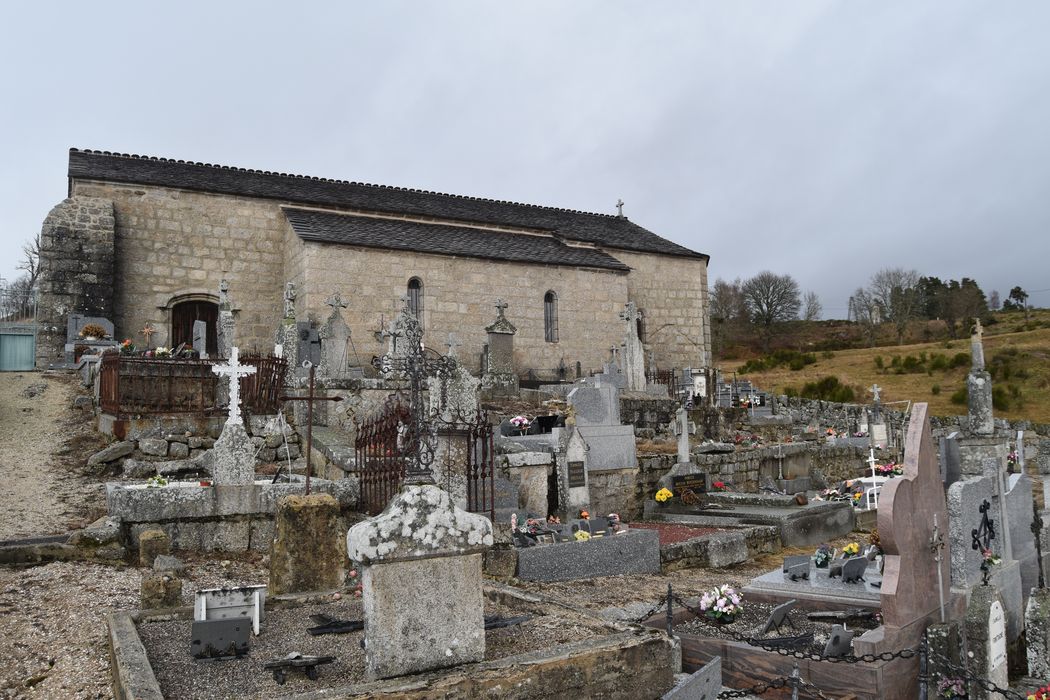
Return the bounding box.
[544,291,558,343]
[407,277,424,327]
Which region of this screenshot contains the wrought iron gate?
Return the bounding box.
[353,397,495,520]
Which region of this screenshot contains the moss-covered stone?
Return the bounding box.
[269,493,344,595]
[138,529,170,567]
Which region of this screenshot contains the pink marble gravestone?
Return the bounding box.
[854,403,951,696]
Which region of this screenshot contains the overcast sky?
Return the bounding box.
[2,2,1048,317]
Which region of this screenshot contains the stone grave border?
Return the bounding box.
[108,584,676,699]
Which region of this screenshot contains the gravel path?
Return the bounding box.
[0,372,108,540]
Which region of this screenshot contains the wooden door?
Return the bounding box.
[171,301,218,355]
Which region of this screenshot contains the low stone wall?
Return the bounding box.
[620,396,679,431]
[692,443,867,492]
[106,477,359,553]
[660,525,780,573]
[586,455,675,521]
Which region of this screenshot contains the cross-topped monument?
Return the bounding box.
[211,347,256,426]
[283,282,297,320]
[372,312,457,485]
[619,301,646,391]
[616,198,624,218]
[325,291,349,311]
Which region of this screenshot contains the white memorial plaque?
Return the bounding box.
[870,423,888,446]
[988,600,1008,688]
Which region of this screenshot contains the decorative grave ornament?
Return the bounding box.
[370,310,456,485]
[211,347,256,426]
[139,323,156,350]
[823,624,855,658]
[760,599,797,635]
[972,498,999,585]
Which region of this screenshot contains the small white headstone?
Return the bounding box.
[988,600,1008,689]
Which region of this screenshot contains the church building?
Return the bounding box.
[36,148,711,377]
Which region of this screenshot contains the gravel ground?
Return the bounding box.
[139,596,600,699]
[0,372,109,541]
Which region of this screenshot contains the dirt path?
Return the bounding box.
[0,372,108,540]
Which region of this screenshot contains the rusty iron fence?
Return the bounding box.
[353,397,495,520]
[99,353,287,417]
[646,368,681,398]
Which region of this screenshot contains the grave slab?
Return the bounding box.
[516,528,660,582]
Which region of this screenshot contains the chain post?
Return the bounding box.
[790,661,800,700]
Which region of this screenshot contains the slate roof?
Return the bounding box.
[284,208,631,271]
[68,149,707,261]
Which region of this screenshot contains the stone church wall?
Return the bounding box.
[36,196,116,367]
[299,240,632,375]
[613,249,710,371]
[71,182,287,353]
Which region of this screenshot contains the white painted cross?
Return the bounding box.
[211,347,256,426]
[868,447,878,481]
[870,384,881,403]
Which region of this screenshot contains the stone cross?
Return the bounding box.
[211,347,256,426]
[619,302,646,391]
[494,298,508,316]
[870,384,881,403]
[446,333,461,359]
[971,317,986,372]
[619,301,641,326]
[616,198,624,217]
[325,291,348,311]
[219,278,230,310]
[283,282,297,319]
[140,323,155,350]
[674,407,695,464]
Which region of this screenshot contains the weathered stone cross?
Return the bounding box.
[494,298,508,315]
[211,346,256,426]
[616,199,624,217]
[325,292,348,311]
[619,301,640,326]
[445,333,461,358]
[870,384,882,403]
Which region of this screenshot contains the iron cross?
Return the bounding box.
[280,361,343,495]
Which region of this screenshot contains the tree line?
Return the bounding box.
[711,267,1032,357]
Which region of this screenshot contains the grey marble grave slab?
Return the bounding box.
[744,559,883,608]
[516,529,659,582]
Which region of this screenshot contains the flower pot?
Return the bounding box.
[815,560,828,569]
[705,612,735,624]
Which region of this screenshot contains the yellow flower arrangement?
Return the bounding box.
[655,487,673,503]
[574,530,591,542]
[843,542,860,557]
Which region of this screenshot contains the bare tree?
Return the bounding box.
[868,268,920,344]
[848,287,881,347]
[16,234,40,290]
[709,278,749,359]
[802,291,822,322]
[742,271,800,351]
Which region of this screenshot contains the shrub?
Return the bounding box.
[950,387,967,405]
[901,355,925,373]
[931,384,941,395]
[783,387,799,398]
[992,386,1010,411]
[873,356,884,370]
[929,354,949,372]
[799,376,855,403]
[950,353,970,369]
[822,350,835,360]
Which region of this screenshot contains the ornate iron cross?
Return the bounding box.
[971,499,996,585]
[370,314,456,485]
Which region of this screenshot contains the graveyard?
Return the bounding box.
[0,275,1048,700]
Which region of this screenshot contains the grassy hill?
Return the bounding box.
[720,311,1050,424]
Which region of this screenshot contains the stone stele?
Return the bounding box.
[347,484,493,681]
[209,421,256,486]
[269,493,345,595]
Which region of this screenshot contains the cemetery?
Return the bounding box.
[4,275,1050,698]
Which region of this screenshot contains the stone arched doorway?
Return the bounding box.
[171,298,218,355]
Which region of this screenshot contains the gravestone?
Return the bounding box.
[1025,588,1050,679]
[192,320,207,358]
[194,584,266,636]
[209,347,258,485]
[318,292,351,380]
[1004,472,1039,600]
[853,403,950,676]
[946,469,1025,642]
[561,428,591,516]
[619,302,646,391]
[67,313,114,341]
[673,407,695,465]
[428,355,481,424]
[840,557,868,583]
[296,322,321,368]
[967,319,994,437]
[491,477,520,523]
[567,383,637,471]
[760,599,796,634]
[347,484,493,680]
[672,473,707,496]
[939,431,961,487]
[964,586,1008,698]
[481,299,518,395]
